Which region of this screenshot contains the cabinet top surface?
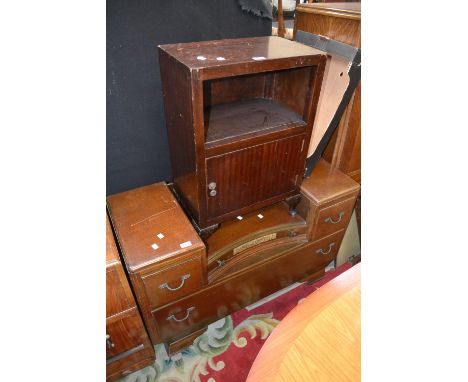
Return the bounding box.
[159,36,324,70]
[107,183,205,272]
[301,159,360,204]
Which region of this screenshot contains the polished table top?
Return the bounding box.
[246,263,361,382]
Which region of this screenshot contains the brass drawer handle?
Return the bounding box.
[324,212,344,224]
[159,274,190,292]
[316,242,335,255]
[166,307,195,323]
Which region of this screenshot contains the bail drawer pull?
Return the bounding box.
[159,274,191,292]
[166,307,196,323]
[316,242,335,255]
[324,212,344,224]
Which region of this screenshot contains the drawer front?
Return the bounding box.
[106,344,154,382]
[151,230,344,344]
[312,196,356,240]
[209,235,308,283]
[106,312,150,360]
[207,225,308,274]
[142,255,204,309]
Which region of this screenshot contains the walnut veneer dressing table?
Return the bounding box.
[107,159,359,354]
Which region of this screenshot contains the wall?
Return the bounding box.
[336,210,361,266]
[107,0,272,195]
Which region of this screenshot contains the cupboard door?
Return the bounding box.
[206,134,306,219]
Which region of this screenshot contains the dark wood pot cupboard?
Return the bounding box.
[158,36,327,233]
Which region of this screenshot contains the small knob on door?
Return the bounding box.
[208,182,217,190]
[209,189,217,197]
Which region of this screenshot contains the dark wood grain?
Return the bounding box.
[204,98,305,148]
[206,134,306,220]
[206,201,308,278]
[272,66,313,117]
[106,183,206,272]
[107,183,208,346]
[312,196,357,241]
[203,72,267,107]
[300,158,360,205]
[151,231,344,344]
[106,266,133,318]
[297,159,360,241]
[106,313,150,359]
[159,36,325,71]
[207,201,306,259]
[106,215,155,381]
[141,255,204,309]
[159,49,200,220]
[106,346,155,382]
[209,236,308,283]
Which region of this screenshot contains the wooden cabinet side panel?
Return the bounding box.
[106,265,134,318]
[159,49,199,220]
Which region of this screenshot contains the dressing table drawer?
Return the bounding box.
[150,231,345,345]
[311,197,356,240]
[308,230,344,266]
[142,253,204,309]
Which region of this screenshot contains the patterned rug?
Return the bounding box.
[119,262,353,382]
